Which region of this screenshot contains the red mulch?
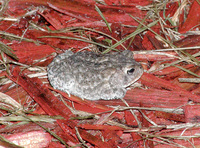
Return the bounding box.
[0,0,200,147]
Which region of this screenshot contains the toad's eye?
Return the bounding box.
[127,68,135,75]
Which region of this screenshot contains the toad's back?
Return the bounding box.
[47,50,143,100]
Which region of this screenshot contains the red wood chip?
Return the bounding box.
[0,131,51,148]
[184,105,200,123]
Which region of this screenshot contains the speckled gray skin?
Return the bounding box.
[47,50,143,100]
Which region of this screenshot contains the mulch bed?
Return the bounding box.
[0,0,200,147]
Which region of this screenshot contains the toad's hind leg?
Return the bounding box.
[47,62,74,97]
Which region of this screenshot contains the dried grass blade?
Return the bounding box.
[173,65,200,78]
[180,50,200,65]
[0,134,23,148]
[152,46,200,51]
[0,31,42,45]
[95,5,112,33]
[21,115,69,147]
[104,20,159,53]
[0,115,58,123]
[0,41,18,60]
[128,14,149,48]
[54,26,127,50]
[179,78,200,83]
[0,92,23,110]
[39,35,116,50]
[130,15,174,47]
